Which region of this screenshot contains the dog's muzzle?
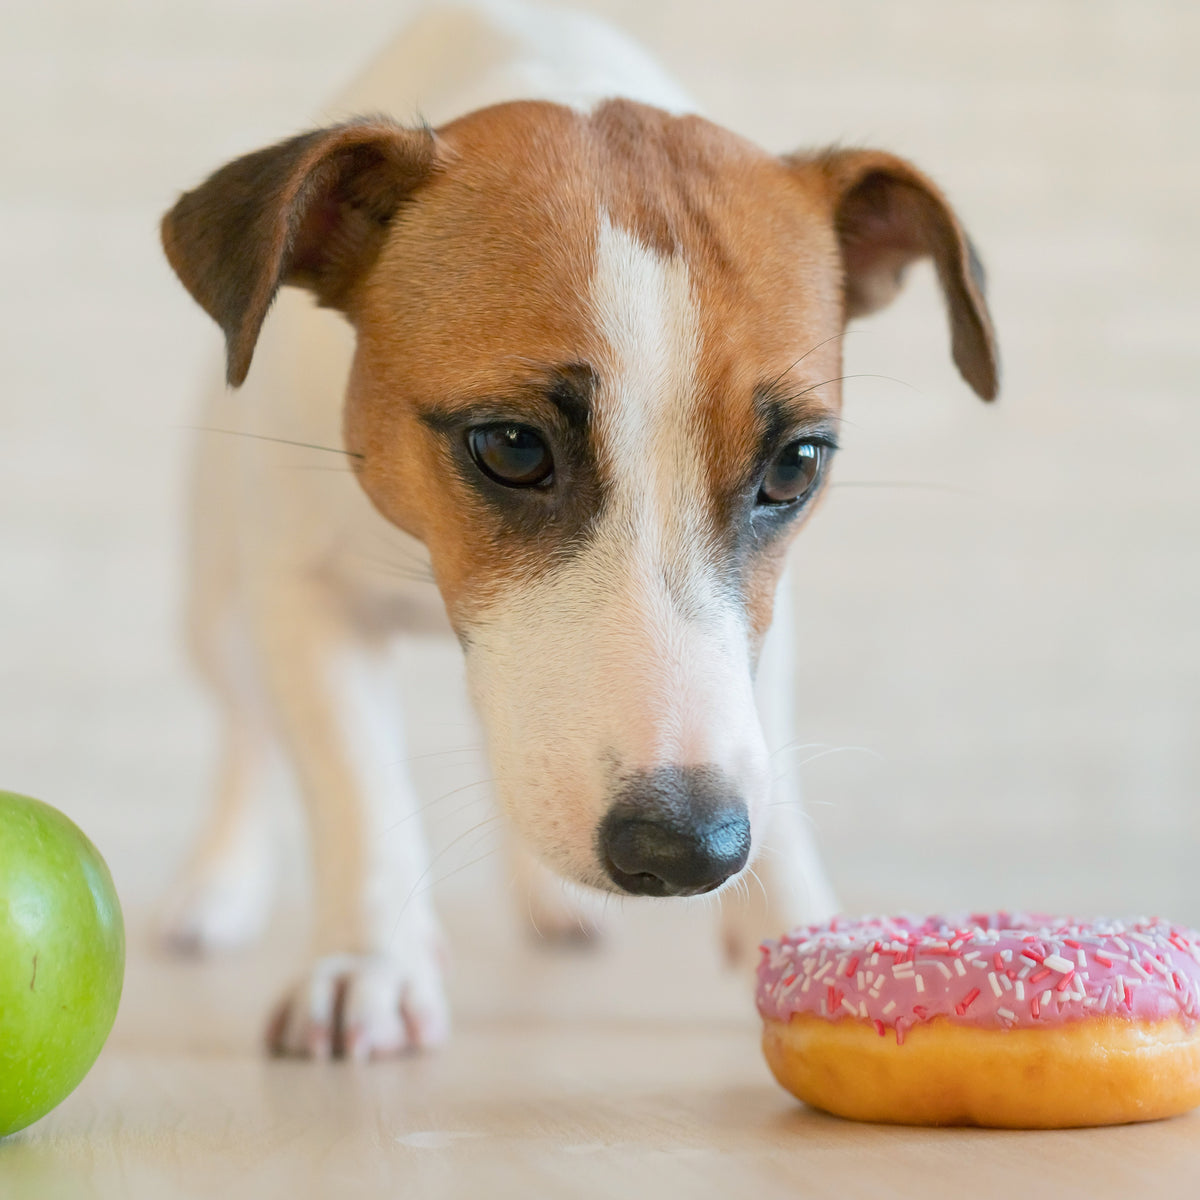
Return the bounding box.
[598,765,751,897]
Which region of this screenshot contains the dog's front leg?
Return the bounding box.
[720,576,838,964]
[253,576,448,1059]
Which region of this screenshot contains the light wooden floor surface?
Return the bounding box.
[8,905,1200,1199]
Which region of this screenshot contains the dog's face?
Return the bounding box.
[162,100,996,897]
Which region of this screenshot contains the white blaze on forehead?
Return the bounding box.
[589,212,705,545]
[457,214,768,887]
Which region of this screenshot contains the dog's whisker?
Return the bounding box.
[779,372,917,406]
[775,744,881,771]
[763,330,856,394]
[768,740,843,763]
[389,813,507,939]
[381,774,494,834]
[746,865,769,907]
[347,549,437,585]
[181,424,364,459]
[411,842,505,906]
[829,480,981,496]
[385,744,486,769]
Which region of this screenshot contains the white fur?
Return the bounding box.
[464,216,770,886]
[167,0,834,1058]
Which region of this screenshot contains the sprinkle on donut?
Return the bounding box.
[756,915,1200,1044]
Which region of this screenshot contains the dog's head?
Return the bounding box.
[162,100,996,897]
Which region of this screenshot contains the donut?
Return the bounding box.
[757,914,1200,1128]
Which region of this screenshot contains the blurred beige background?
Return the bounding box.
[3,0,1198,953]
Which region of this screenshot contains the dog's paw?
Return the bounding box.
[157,848,274,955]
[266,951,450,1061]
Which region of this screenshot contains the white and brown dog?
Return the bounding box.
[160,0,997,1059]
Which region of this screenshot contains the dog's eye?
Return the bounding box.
[757,440,825,506]
[467,423,554,488]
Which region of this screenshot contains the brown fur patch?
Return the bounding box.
[344,101,850,627]
[163,100,997,635]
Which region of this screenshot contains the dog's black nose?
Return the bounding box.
[598,766,751,897]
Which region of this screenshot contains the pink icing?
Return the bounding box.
[757,914,1200,1043]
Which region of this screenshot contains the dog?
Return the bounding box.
[159,0,997,1060]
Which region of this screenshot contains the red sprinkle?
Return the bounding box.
[781,973,797,987]
[1055,971,1075,993]
[1094,954,1113,968]
[1030,968,1052,985]
[912,1005,929,1020]
[993,952,1005,970]
[845,956,859,977]
[873,1019,885,1038]
[960,987,981,1012]
[1063,939,1082,949]
[1021,949,1044,964]
[1031,995,1041,1019]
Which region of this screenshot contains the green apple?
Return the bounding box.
[0,790,124,1136]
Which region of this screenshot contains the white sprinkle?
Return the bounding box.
[1018,963,1033,980]
[869,985,882,999]
[1041,990,1053,1008]
[1130,933,1157,947]
[1001,974,1013,992]
[860,1000,868,1019]
[997,1007,1016,1021]
[1014,980,1025,1001]
[988,972,1003,998]
[882,1000,897,1015]
[856,971,865,991]
[820,998,828,1016]
[963,951,982,961]
[954,959,967,977]
[1116,976,1127,1001]
[870,953,880,967]
[800,978,812,993]
[841,997,859,1016]
[914,974,926,994]
[1114,938,1130,952]
[972,959,988,971]
[1043,954,1074,973]
[814,962,832,981]
[1099,985,1112,1010]
[1076,948,1087,968]
[934,961,952,979]
[1000,949,1013,962]
[1129,960,1152,981]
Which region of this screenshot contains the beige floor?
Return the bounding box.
[10,907,1200,1199]
[2,0,1200,1195]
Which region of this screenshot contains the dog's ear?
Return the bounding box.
[789,148,999,400]
[161,118,438,386]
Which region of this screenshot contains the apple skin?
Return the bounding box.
[0,790,125,1137]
